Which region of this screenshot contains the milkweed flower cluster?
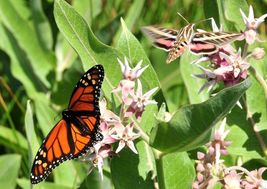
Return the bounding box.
[194,5,266,93]
[83,57,158,179]
[193,119,267,189]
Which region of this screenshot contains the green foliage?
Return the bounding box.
[0,154,21,189]
[150,79,251,153]
[0,0,267,188]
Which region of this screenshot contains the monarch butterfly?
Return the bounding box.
[31,65,104,184]
[141,24,242,63]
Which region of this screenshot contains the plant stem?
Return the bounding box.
[132,120,150,143]
[0,77,25,113]
[242,43,249,59]
[249,66,267,105]
[241,42,267,156]
[241,96,267,157]
[155,157,166,189]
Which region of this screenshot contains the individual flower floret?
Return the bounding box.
[94,122,117,153]
[113,58,149,104]
[193,65,233,93]
[125,79,158,119]
[240,5,267,44]
[99,98,120,124]
[251,47,265,60]
[113,79,135,104]
[219,49,250,80]
[207,119,231,164]
[194,49,250,92]
[224,170,242,189]
[117,57,149,81]
[242,168,267,189]
[110,123,140,154]
[83,144,115,180]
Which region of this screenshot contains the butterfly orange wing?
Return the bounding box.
[31,65,104,184]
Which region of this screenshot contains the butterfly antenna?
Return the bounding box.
[177,12,189,24]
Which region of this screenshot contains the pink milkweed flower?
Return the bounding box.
[251,47,265,60]
[219,49,250,80]
[224,170,242,189]
[113,57,149,104]
[99,98,120,124]
[206,119,231,162]
[195,49,250,92]
[113,79,135,105]
[125,79,158,120]
[110,123,140,154]
[242,168,267,189]
[84,144,115,180]
[240,5,267,44]
[94,122,117,153]
[117,57,149,81]
[194,65,233,93]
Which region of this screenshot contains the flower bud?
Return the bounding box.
[252,47,265,60]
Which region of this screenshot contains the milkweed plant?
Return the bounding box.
[1,0,267,189]
[83,4,267,189]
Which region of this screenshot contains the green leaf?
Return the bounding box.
[9,0,31,20]
[149,49,188,111]
[156,152,195,189]
[246,71,267,131]
[140,105,158,134]
[17,178,73,189]
[216,0,248,31]
[53,161,82,187]
[33,94,58,135]
[30,0,53,50]
[224,0,248,31]
[136,141,156,180]
[0,23,39,97]
[111,141,154,189]
[123,0,145,30]
[54,33,78,82]
[150,79,251,153]
[0,125,28,151]
[0,154,21,189]
[25,100,39,160]
[72,0,102,25]
[79,168,113,189]
[203,0,220,25]
[116,19,161,92]
[54,0,162,106]
[180,52,209,104]
[54,0,124,102]
[113,0,145,43]
[226,106,263,160]
[0,0,55,87]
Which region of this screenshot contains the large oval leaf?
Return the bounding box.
[156,152,195,189]
[150,79,251,153]
[0,154,21,189]
[54,0,161,103]
[111,141,154,189]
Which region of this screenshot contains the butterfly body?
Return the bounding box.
[31,65,104,184]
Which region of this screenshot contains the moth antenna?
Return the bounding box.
[194,17,213,26]
[177,12,189,24]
